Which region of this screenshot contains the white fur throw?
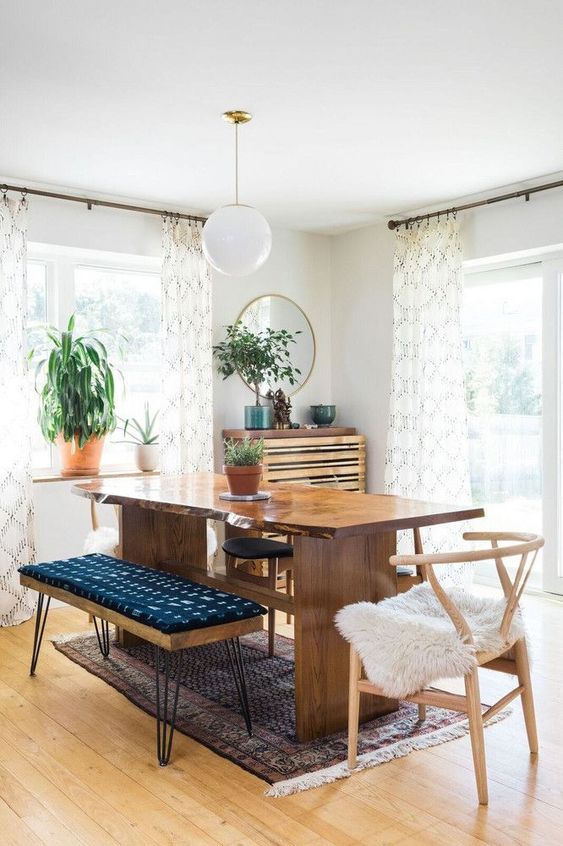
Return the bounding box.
[83,526,119,556]
[335,583,524,699]
[206,525,218,559]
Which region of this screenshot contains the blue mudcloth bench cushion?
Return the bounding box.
[19,554,267,634]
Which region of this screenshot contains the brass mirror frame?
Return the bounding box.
[235,294,316,398]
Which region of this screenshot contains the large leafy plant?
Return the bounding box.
[213,322,301,406]
[32,315,118,447]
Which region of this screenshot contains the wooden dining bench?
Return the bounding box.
[19,553,267,766]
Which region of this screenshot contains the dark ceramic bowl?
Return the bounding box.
[310,404,336,426]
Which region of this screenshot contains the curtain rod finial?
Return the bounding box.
[388,220,397,230]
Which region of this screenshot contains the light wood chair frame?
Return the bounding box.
[346,531,544,805]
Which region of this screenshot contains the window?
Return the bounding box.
[462,262,543,587]
[26,245,161,474]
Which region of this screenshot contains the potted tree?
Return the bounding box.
[32,315,118,477]
[213,322,302,429]
[122,403,159,472]
[223,437,265,496]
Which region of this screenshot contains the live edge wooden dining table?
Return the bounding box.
[73,473,484,742]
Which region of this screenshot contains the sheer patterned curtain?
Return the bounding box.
[160,218,213,475]
[384,219,472,584]
[0,196,35,625]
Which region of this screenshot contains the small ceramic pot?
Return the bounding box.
[135,443,159,472]
[56,433,105,477]
[223,464,263,496]
[310,404,336,426]
[244,405,273,430]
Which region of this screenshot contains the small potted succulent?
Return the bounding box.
[223,437,264,496]
[122,403,159,472]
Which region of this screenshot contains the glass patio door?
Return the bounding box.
[462,262,544,590]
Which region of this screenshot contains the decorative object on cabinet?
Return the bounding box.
[202,111,272,277]
[310,404,336,426]
[236,295,315,397]
[223,437,265,496]
[213,322,302,430]
[268,388,292,428]
[121,403,159,472]
[223,428,365,492]
[30,314,120,477]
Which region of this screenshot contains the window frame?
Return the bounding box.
[27,242,161,478]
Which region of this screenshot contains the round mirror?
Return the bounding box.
[237,295,315,397]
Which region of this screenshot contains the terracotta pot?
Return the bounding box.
[56,433,105,477]
[223,463,263,496]
[135,443,159,472]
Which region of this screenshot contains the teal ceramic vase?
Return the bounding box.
[310,404,336,426]
[244,405,273,430]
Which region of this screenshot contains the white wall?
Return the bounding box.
[26,194,331,561]
[330,189,563,493]
[330,225,395,492]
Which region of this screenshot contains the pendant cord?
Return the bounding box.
[235,121,239,205]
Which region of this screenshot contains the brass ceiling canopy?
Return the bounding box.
[222,110,253,125]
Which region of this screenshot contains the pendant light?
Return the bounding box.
[202,110,272,277]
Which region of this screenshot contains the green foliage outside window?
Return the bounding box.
[465,336,541,416]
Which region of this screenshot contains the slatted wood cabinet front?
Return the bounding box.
[261,434,366,492]
[222,429,366,493]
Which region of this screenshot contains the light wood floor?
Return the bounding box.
[0,593,562,846]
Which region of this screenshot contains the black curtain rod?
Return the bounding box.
[0,182,208,224]
[387,178,563,230]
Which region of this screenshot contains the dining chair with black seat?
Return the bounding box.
[222,536,294,656]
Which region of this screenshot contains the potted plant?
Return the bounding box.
[213,322,302,429]
[32,315,118,477]
[223,437,265,496]
[122,403,159,472]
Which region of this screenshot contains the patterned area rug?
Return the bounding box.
[52,630,508,796]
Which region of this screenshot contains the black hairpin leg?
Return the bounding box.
[93,617,111,658]
[154,647,184,766]
[225,637,253,736]
[30,593,51,676]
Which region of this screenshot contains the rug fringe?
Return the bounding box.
[50,630,94,644]
[265,708,511,797]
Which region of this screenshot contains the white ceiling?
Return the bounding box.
[1,1,562,233]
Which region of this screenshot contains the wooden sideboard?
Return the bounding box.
[222,427,366,493]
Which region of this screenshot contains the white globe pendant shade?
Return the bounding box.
[202,204,272,277]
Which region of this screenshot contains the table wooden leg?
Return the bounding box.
[117,505,208,647]
[293,532,398,742]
